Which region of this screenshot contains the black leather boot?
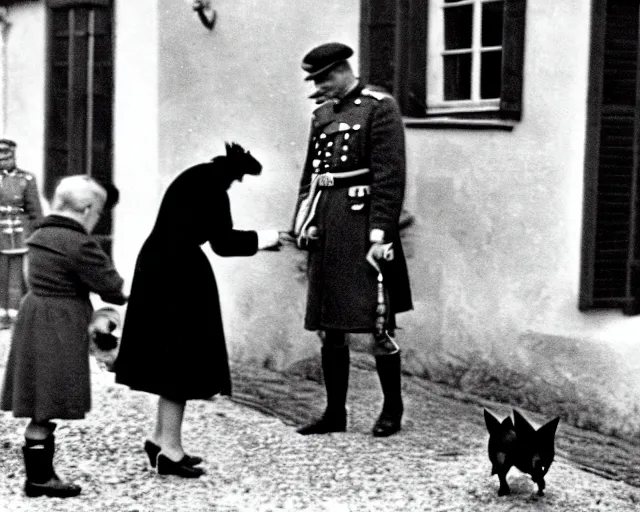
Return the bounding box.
[297,345,349,435]
[22,434,81,498]
[372,352,403,437]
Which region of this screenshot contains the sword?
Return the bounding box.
[367,244,400,355]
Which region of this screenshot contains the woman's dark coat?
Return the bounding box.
[1,215,126,421]
[114,162,258,401]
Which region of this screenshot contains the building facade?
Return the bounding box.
[4,0,640,442]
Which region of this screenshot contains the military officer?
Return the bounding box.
[0,138,43,328]
[292,42,413,437]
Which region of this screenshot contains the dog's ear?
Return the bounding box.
[538,417,560,442]
[513,409,536,438]
[484,408,501,434]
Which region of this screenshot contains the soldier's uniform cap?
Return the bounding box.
[0,138,16,148]
[302,42,353,81]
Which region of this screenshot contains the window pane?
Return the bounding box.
[72,7,90,34]
[48,93,68,142]
[482,1,504,47]
[93,10,112,63]
[480,50,502,99]
[444,5,473,50]
[52,11,68,35]
[52,36,69,62]
[444,53,472,100]
[51,64,69,93]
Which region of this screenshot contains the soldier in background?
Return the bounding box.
[0,138,43,328]
[291,43,413,438]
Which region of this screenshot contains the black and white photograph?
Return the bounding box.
[1,0,640,510]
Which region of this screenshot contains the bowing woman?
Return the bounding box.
[114,143,280,478]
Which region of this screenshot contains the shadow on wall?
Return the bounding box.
[401,329,640,446]
[226,210,640,446]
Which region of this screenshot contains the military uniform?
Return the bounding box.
[0,165,43,325]
[295,83,412,331]
[293,43,412,438]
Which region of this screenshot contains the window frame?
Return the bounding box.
[360,0,526,122]
[427,0,504,114]
[44,1,115,253]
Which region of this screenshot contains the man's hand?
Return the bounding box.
[278,231,298,247]
[366,242,394,270]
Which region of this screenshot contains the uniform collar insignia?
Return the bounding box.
[333,82,364,112]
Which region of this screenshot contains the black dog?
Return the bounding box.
[484,408,560,496]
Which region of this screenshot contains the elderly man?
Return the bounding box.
[0,138,43,328]
[292,42,413,437]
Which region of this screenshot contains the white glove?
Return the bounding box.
[257,229,281,250]
[366,242,394,271]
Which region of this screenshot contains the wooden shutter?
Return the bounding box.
[44,3,114,251]
[47,0,111,7]
[360,0,428,116]
[394,0,428,116]
[581,0,640,314]
[360,0,397,94]
[499,0,527,120]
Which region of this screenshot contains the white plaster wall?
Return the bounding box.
[157,0,360,366]
[401,0,640,438]
[112,0,160,284]
[4,3,46,203]
[401,0,594,365]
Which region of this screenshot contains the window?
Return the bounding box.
[360,0,526,120]
[580,0,640,315]
[45,0,114,252]
[427,0,503,113]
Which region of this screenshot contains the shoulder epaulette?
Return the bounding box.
[361,88,388,101]
[16,169,33,180]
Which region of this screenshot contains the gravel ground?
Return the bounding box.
[1,330,640,511]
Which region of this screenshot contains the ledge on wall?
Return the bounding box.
[404,117,517,131]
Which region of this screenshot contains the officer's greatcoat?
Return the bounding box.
[296,83,413,332]
[0,169,43,252]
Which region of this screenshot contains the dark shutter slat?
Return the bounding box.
[47,0,111,7]
[394,0,428,116]
[360,0,397,93]
[360,0,427,116]
[582,0,640,312]
[499,0,527,120]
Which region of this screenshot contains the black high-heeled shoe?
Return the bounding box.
[144,441,203,468]
[156,454,205,478]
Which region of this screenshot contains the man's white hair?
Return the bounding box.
[51,175,107,213]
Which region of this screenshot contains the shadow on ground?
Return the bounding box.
[230,352,640,489]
